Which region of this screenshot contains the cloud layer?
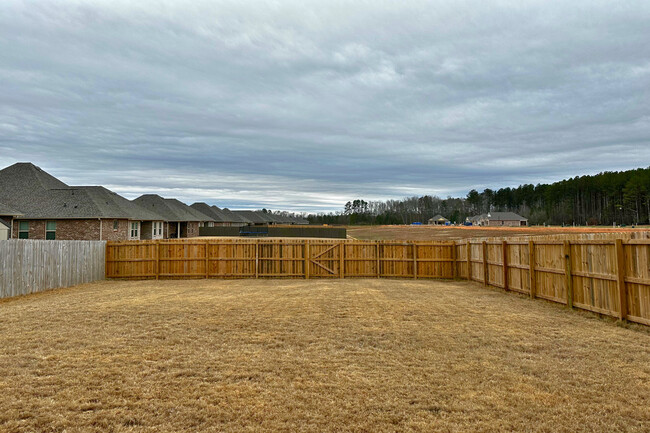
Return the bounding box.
[1,0,648,212]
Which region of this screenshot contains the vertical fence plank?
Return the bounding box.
[413,243,417,279]
[482,241,488,287]
[564,240,574,309]
[615,239,627,320]
[304,240,310,279]
[466,241,472,281]
[451,243,457,279]
[529,240,536,299]
[502,240,509,291]
[339,242,345,279]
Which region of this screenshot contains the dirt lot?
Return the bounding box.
[347,225,650,241]
[1,279,649,432]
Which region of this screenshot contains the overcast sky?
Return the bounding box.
[1,1,649,213]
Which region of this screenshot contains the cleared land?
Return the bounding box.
[1,279,649,432]
[347,225,650,241]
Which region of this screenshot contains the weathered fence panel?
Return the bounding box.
[0,240,105,299]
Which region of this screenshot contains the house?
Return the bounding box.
[133,195,215,238]
[428,214,449,225]
[0,163,165,240]
[470,212,528,227]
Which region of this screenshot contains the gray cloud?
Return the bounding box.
[1,0,648,212]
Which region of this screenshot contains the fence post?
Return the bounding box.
[615,239,628,320]
[205,240,209,279]
[339,242,344,279]
[482,241,488,287]
[466,241,471,281]
[451,242,457,279]
[304,240,310,279]
[502,240,509,291]
[413,243,418,279]
[564,240,573,309]
[528,240,536,299]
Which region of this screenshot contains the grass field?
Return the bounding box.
[347,225,650,241]
[1,279,649,432]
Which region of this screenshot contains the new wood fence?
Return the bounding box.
[0,240,106,299]
[106,236,650,326]
[106,239,456,280]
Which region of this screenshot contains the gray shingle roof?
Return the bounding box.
[133,195,214,222]
[487,212,527,221]
[190,202,227,223]
[221,208,252,224]
[470,212,527,221]
[0,202,23,217]
[232,210,271,224]
[0,163,164,220]
[429,214,448,221]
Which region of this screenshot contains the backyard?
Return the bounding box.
[1,279,648,432]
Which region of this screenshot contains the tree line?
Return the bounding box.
[307,167,650,226]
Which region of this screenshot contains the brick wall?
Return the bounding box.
[12,219,131,240]
[101,219,129,241]
[187,222,199,237]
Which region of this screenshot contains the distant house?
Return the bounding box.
[133,195,215,238]
[428,214,449,225]
[470,212,528,227]
[0,163,165,240]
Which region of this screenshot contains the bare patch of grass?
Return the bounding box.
[1,279,648,432]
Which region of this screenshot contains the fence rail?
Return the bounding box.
[107,236,650,326]
[0,240,106,299]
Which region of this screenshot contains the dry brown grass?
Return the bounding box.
[347,225,650,241]
[1,279,649,432]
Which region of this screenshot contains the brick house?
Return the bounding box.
[0,163,165,240]
[469,212,528,227]
[133,195,214,238]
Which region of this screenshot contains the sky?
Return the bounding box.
[1,0,649,213]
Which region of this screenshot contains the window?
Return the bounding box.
[18,221,29,239]
[129,221,140,239]
[46,221,56,240]
[199,222,204,228]
[152,221,163,239]
[113,220,119,231]
[208,222,214,228]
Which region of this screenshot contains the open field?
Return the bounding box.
[347,225,650,241]
[1,279,649,432]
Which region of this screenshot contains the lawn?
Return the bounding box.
[346,224,650,241]
[1,279,648,432]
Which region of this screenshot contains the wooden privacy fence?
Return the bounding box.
[106,239,456,280]
[107,237,650,326]
[0,240,106,299]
